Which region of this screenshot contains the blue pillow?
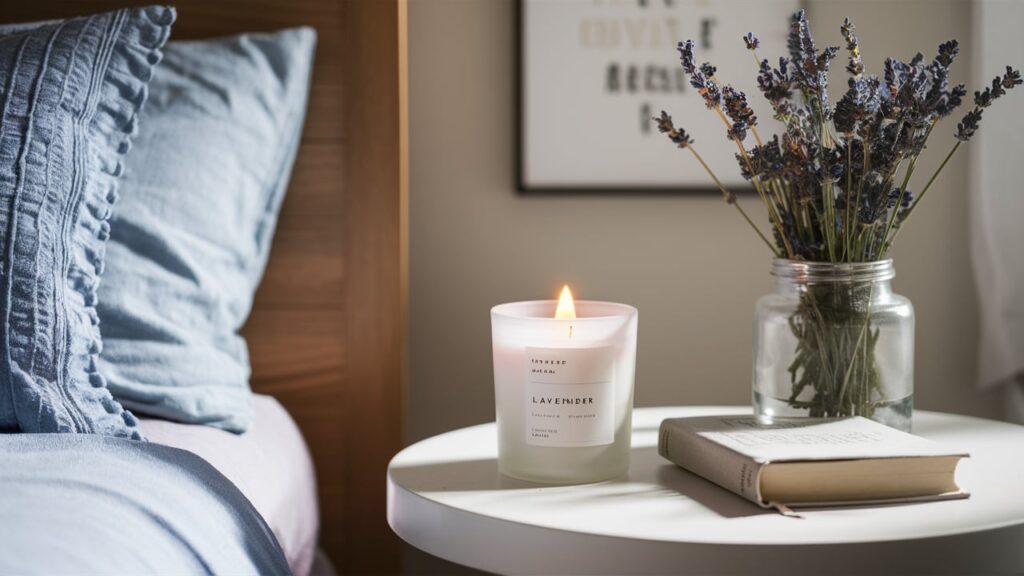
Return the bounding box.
[0,7,174,438]
[96,28,316,433]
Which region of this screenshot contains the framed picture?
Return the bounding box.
[519,0,801,192]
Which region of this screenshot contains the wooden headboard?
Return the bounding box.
[0,2,408,573]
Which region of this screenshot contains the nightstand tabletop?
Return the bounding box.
[387,406,1024,575]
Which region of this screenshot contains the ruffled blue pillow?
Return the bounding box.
[95,29,316,433]
[0,7,175,438]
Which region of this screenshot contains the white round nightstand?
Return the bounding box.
[387,407,1024,575]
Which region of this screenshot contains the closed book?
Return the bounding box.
[658,415,969,509]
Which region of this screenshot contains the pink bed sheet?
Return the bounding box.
[139,394,319,576]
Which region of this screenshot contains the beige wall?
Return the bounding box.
[408,0,1002,447]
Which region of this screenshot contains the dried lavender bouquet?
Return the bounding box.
[657,10,1020,419]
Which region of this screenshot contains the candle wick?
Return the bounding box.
[569,324,574,339]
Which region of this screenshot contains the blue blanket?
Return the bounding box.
[0,434,290,575]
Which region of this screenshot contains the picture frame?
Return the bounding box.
[518,0,802,193]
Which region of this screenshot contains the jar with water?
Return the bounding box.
[752,259,914,431]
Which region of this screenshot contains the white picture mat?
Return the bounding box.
[521,0,800,190]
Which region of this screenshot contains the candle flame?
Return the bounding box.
[555,285,576,320]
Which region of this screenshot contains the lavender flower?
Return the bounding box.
[676,40,722,108]
[955,110,982,141]
[787,9,816,66]
[890,53,929,118]
[656,9,1020,264]
[677,40,697,75]
[654,111,693,148]
[1003,66,1023,88]
[727,122,748,142]
[974,67,1020,107]
[872,43,966,151]
[788,9,838,116]
[888,187,914,209]
[883,57,907,105]
[840,17,863,78]
[857,172,886,225]
[922,51,962,120]
[834,76,881,133]
[757,57,795,119]
[936,40,959,68]
[723,86,757,125]
[722,86,757,141]
[936,84,966,118]
[975,77,1004,107]
[957,67,1022,141]
[744,32,760,51]
[698,80,723,109]
[740,135,785,180]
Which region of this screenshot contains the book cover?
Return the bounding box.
[658,415,970,509]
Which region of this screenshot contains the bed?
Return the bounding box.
[0,1,406,574]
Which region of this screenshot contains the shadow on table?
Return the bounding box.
[390,446,770,519]
[391,456,539,491]
[649,456,770,519]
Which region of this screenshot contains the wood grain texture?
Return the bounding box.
[339,1,407,573]
[1,2,407,573]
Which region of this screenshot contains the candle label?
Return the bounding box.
[524,346,615,447]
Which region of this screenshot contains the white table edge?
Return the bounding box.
[387,406,1024,575]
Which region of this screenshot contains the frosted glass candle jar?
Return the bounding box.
[491,300,638,483]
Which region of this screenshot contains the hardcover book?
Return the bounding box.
[658,415,969,509]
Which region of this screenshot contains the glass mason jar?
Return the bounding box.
[752,259,914,431]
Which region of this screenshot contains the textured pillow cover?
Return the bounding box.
[96,28,317,433]
[0,7,174,438]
